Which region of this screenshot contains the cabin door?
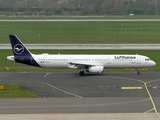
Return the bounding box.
[137,56,141,64]
[107,57,111,64]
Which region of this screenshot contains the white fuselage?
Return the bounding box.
[7,35,156,75]
[32,54,155,69]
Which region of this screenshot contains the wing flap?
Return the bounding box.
[68,61,104,69]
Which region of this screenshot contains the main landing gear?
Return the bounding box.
[79,70,84,76]
[137,68,140,75]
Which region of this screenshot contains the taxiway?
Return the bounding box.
[0,72,160,119]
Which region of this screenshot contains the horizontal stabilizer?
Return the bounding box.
[7,56,15,61]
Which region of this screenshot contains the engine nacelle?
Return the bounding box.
[87,66,104,73]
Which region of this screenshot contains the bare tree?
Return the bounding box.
[155,0,160,14]
[101,0,122,15]
[0,0,158,15]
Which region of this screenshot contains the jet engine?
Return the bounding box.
[87,66,104,73]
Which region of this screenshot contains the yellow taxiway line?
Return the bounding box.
[107,76,160,119]
[44,72,49,78]
[144,82,160,118]
[144,108,154,113]
[121,86,142,90]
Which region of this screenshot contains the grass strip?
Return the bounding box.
[0,21,160,44]
[0,84,40,98]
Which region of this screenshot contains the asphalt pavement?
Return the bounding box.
[0,72,160,119]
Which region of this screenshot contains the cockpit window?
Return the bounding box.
[145,59,150,61]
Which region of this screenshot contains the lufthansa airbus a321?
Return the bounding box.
[7,35,156,75]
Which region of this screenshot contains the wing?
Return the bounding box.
[68,61,103,69]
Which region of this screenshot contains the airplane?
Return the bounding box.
[7,35,156,76]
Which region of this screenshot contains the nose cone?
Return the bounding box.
[152,61,156,67]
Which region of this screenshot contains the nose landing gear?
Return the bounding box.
[137,68,140,75]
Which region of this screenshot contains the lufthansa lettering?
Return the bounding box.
[115,56,136,59]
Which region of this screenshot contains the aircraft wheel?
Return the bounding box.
[137,72,140,75]
[79,71,84,76]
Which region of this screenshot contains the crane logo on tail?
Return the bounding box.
[14,44,24,55]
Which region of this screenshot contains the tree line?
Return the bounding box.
[0,0,160,15]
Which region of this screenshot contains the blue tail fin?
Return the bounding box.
[9,35,40,67]
[9,35,31,56]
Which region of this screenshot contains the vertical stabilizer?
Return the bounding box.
[9,35,40,67]
[9,35,31,57]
